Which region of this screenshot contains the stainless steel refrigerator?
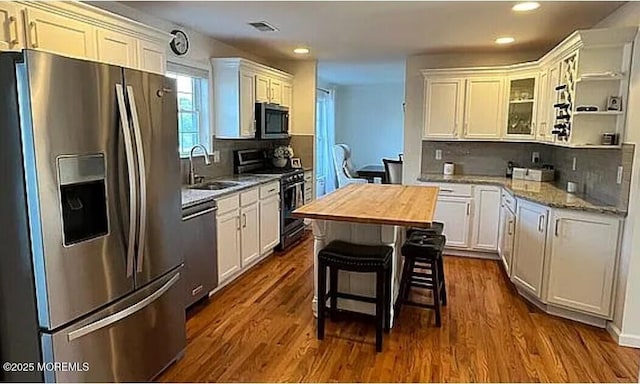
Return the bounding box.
[0,50,185,382]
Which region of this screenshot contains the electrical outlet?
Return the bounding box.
[435,149,442,160]
[617,166,624,184]
[212,150,221,163]
[532,152,540,164]
[572,157,577,171]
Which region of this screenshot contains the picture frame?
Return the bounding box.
[607,96,622,111]
[291,158,302,168]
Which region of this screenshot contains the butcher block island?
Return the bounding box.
[293,184,439,326]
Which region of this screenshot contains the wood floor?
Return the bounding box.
[160,233,640,382]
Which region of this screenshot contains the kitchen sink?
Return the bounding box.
[189,181,240,191]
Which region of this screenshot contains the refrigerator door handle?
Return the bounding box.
[116,83,137,278]
[126,85,147,274]
[66,272,181,342]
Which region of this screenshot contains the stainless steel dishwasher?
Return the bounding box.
[181,200,218,308]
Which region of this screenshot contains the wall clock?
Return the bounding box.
[169,29,189,56]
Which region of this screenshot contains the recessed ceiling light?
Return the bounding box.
[512,2,540,12]
[293,47,310,54]
[495,36,515,45]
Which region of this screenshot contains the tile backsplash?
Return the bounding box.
[421,141,634,210]
[181,138,289,183]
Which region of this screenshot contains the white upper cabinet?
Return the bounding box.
[504,74,537,140]
[239,69,257,138]
[255,73,287,105]
[423,78,464,139]
[464,77,504,139]
[421,27,636,147]
[546,210,620,317]
[5,2,169,73]
[470,186,501,251]
[281,81,293,108]
[0,2,22,52]
[136,39,166,74]
[96,29,137,68]
[24,7,97,60]
[536,69,550,142]
[512,199,548,298]
[255,74,270,103]
[269,77,282,105]
[212,58,293,139]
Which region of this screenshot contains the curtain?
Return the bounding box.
[316,88,336,196]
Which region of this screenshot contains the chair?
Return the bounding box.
[317,240,393,352]
[332,144,367,188]
[382,158,403,184]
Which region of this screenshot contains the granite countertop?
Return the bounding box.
[418,174,626,217]
[181,174,281,209]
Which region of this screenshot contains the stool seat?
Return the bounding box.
[317,240,393,352]
[406,221,444,238]
[319,241,392,270]
[401,234,445,260]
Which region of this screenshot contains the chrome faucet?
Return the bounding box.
[188,145,212,185]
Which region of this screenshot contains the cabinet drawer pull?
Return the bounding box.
[268,188,276,193]
[9,16,19,45]
[191,285,204,297]
[538,215,545,232]
[29,21,38,48]
[440,189,455,193]
[554,219,560,237]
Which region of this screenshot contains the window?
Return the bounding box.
[166,63,210,156]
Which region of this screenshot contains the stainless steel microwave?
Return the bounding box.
[255,103,289,139]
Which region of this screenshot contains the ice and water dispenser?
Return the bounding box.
[57,154,109,246]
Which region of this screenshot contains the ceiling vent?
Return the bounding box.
[248,21,279,32]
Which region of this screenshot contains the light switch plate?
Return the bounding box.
[435,149,442,160]
[617,166,624,184]
[532,152,540,164]
[572,157,577,171]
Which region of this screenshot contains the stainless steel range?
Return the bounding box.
[235,149,306,250]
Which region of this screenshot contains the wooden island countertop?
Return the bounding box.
[293,183,439,228]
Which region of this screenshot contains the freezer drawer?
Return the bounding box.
[41,268,186,383]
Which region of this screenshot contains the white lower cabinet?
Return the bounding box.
[240,199,260,267]
[545,210,620,316]
[512,199,548,298]
[216,208,241,283]
[217,183,281,286]
[434,196,471,248]
[260,195,280,254]
[497,203,516,276]
[471,186,501,251]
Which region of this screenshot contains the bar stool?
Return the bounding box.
[397,233,447,326]
[317,240,393,352]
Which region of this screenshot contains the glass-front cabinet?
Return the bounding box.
[505,75,538,139]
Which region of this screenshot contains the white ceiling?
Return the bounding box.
[125,1,624,84]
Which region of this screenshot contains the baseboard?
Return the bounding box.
[445,248,500,260]
[607,322,640,348]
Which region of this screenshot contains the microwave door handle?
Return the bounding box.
[126,85,147,274]
[116,84,137,278]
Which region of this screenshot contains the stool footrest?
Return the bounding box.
[328,290,378,304]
